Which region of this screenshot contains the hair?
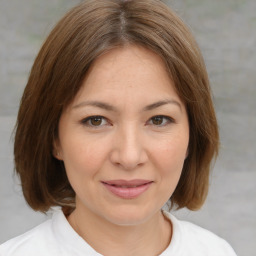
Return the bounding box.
[14,0,219,214]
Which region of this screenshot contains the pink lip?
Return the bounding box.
[102,179,153,199]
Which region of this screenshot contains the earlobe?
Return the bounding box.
[53,149,62,160]
[53,140,63,160]
[55,151,62,160]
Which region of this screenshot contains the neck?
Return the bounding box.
[67,206,172,256]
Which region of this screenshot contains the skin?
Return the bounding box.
[55,45,189,255]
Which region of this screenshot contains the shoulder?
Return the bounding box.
[178,220,236,254]
[163,211,237,256]
[0,209,102,256]
[0,213,62,256]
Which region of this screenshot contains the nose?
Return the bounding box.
[109,124,148,170]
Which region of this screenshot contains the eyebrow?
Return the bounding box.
[72,101,117,111]
[142,99,181,111]
[72,99,181,112]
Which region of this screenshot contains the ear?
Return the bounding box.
[53,139,63,160]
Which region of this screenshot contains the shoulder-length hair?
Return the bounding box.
[14,0,219,214]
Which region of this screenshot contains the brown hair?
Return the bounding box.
[14,0,219,214]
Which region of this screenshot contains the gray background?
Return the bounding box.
[0,0,255,255]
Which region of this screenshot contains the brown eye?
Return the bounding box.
[90,117,103,126]
[149,115,174,127]
[81,116,108,127]
[152,116,164,125]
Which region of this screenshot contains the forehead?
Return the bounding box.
[71,45,180,107]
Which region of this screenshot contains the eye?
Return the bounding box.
[81,116,109,127]
[148,115,174,126]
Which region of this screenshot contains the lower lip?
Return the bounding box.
[102,182,152,199]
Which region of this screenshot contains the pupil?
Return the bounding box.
[91,117,102,126]
[153,116,163,125]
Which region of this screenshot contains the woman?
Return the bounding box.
[0,0,237,255]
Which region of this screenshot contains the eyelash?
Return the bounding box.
[80,115,175,128]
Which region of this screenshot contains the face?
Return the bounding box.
[56,45,189,226]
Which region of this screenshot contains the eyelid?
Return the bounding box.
[80,115,110,128]
[80,115,175,128]
[147,115,175,126]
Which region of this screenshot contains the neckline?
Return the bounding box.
[160,211,183,255]
[51,209,182,255]
[52,209,102,255]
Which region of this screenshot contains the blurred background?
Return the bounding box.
[0,0,255,255]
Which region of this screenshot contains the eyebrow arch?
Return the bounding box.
[72,101,117,111]
[72,99,181,112]
[142,99,181,111]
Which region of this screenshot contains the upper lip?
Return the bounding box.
[102,179,153,187]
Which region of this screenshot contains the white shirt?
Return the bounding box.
[0,209,237,256]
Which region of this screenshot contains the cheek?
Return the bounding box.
[151,133,188,176]
[61,139,109,201]
[61,136,108,178]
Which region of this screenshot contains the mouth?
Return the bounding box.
[101,179,153,199]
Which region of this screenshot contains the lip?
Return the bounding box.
[101,179,153,199]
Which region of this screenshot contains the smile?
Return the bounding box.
[101,179,153,199]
